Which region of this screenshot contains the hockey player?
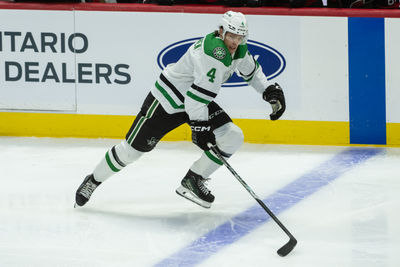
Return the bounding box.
[75,11,286,209]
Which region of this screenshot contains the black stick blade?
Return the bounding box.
[277,237,297,257]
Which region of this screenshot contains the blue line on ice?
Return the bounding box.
[154,147,382,266]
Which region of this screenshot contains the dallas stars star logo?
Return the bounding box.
[213,47,226,60]
[146,137,159,147]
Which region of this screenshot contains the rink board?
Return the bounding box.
[0,112,349,145]
[0,4,399,145]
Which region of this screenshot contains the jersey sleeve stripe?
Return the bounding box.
[160,74,185,102]
[191,84,217,98]
[240,57,259,82]
[186,91,211,104]
[155,81,185,109]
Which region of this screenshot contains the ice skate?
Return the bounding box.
[176,170,215,208]
[75,174,101,207]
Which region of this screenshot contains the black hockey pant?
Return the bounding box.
[125,93,232,152]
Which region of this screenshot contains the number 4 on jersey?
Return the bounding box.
[207,68,216,83]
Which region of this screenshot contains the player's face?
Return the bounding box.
[224,32,244,54]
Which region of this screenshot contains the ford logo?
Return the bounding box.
[157,37,286,87]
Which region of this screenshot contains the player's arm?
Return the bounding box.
[237,52,286,120]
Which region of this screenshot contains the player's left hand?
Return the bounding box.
[263,83,286,120]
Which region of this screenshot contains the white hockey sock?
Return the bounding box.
[190,152,222,178]
[93,140,143,182]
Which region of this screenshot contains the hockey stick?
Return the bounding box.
[208,143,297,257]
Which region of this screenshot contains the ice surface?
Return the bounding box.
[0,137,399,267]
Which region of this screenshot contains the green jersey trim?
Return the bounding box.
[186,91,211,104]
[155,81,184,109]
[203,33,231,67]
[203,33,248,66]
[233,44,248,60]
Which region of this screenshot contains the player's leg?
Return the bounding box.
[176,102,244,208]
[75,93,187,207]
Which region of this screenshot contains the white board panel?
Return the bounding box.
[385,18,400,123]
[0,10,76,111]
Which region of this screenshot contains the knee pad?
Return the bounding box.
[213,122,244,156]
[114,140,144,165]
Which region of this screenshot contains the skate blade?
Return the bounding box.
[176,186,212,209]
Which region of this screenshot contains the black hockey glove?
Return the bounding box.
[263,83,286,121]
[190,120,216,151]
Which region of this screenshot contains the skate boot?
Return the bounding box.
[176,170,215,208]
[75,174,101,207]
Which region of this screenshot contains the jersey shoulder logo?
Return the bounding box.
[213,47,226,60]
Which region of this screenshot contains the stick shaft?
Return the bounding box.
[209,145,295,239]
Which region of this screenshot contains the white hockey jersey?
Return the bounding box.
[150,32,269,121]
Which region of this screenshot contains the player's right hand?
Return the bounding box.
[189,120,216,150]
